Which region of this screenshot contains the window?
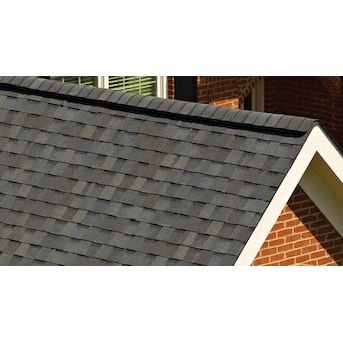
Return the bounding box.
[107,76,156,95]
[241,78,264,111]
[50,76,98,87]
[50,76,167,98]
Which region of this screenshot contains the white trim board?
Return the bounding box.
[300,157,343,237]
[156,76,168,98]
[234,125,343,266]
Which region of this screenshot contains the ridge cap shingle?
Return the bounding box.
[0,76,319,135]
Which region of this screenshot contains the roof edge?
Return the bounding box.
[234,125,343,266]
[0,77,318,136]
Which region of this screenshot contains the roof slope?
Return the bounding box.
[0,77,318,265]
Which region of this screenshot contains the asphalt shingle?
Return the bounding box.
[0,77,318,265]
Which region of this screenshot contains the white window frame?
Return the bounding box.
[97,76,108,89]
[156,76,167,98]
[51,76,168,98]
[96,76,167,98]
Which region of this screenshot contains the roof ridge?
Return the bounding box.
[0,76,319,136]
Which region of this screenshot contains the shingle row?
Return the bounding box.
[0,93,306,152]
[0,77,318,265]
[0,76,318,132]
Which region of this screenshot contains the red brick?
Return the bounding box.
[252,186,343,266]
[301,215,317,223]
[277,229,293,237]
[294,225,307,233]
[317,226,333,234]
[269,238,285,247]
[286,249,302,258]
[302,245,318,254]
[322,241,334,249]
[318,257,334,265]
[270,253,285,262]
[310,219,328,228]
[301,231,313,239]
[285,234,301,243]
[334,239,343,246]
[267,232,277,240]
[293,194,307,202]
[294,239,310,248]
[287,219,301,227]
[273,223,284,230]
[278,213,293,222]
[327,246,342,255]
[260,242,269,249]
[328,232,341,240]
[295,209,310,217]
[310,251,326,259]
[306,259,318,266]
[253,257,270,266]
[334,253,343,260]
[309,237,320,245]
[277,243,294,252]
[261,247,277,257]
[279,258,295,266]
[296,255,310,264]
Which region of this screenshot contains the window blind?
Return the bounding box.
[108,76,157,96]
[50,76,97,87]
[49,76,158,96]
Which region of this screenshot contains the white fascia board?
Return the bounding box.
[234,125,343,266]
[311,126,343,181]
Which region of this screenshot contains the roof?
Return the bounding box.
[0,76,319,265]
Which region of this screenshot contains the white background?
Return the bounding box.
[0,1,342,342]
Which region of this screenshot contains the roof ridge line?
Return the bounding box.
[0,77,318,137]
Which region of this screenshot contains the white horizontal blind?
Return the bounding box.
[49,76,159,96]
[50,76,97,87]
[108,76,157,96]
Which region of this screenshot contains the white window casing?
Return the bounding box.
[156,76,167,98]
[50,76,168,98]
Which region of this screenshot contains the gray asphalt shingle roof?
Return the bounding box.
[0,76,318,265]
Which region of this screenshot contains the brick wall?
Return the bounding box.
[167,76,259,108]
[197,76,264,107]
[264,76,343,147]
[167,76,175,99]
[252,186,343,266]
[197,77,238,107]
[263,77,280,113]
[167,76,343,147]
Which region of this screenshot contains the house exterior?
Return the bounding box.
[48,76,168,98]
[0,76,341,265]
[50,76,343,148]
[168,77,343,148]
